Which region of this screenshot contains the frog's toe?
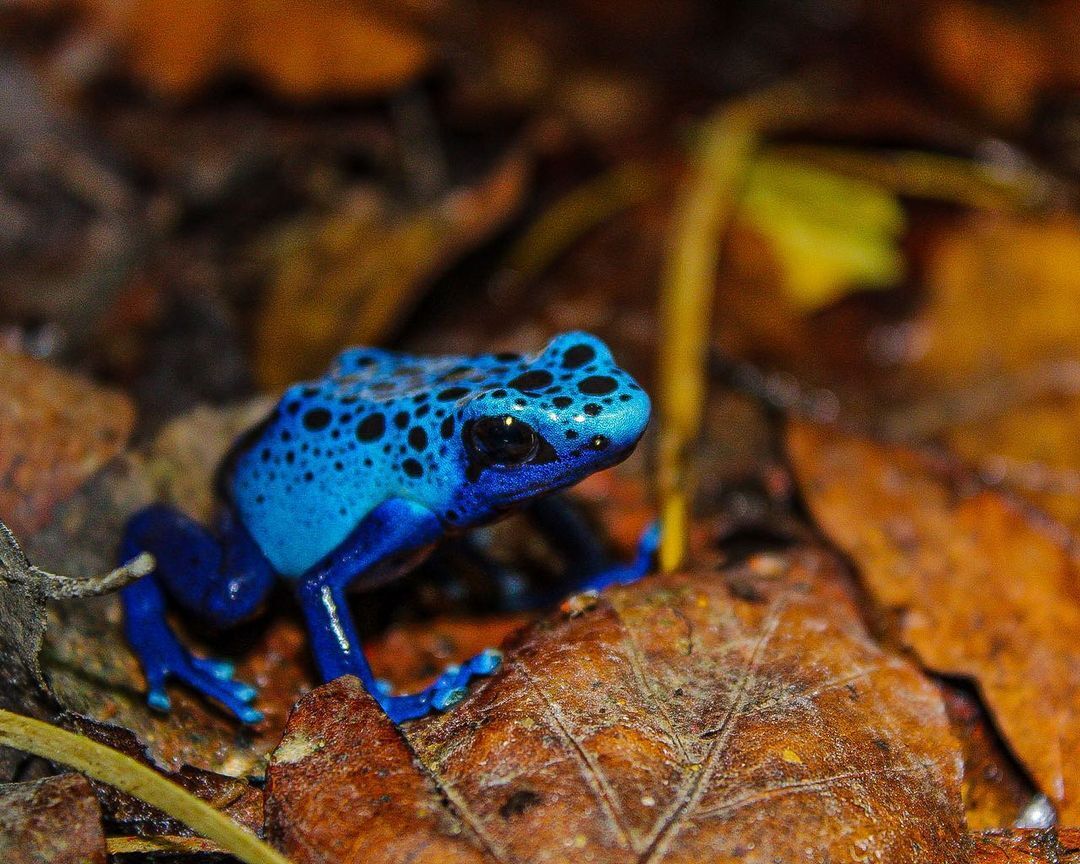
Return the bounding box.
[146,687,172,713]
[191,656,236,681]
[431,686,468,711]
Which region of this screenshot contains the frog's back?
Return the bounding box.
[227,347,504,576]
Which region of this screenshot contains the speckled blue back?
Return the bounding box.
[228,332,650,577]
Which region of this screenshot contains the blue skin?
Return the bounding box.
[119,332,652,724]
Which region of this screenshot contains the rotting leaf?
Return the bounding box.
[62,0,432,101]
[0,348,134,537]
[254,152,529,388]
[0,773,106,864]
[787,420,1080,823]
[267,547,966,864]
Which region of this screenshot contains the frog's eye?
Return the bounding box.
[468,415,540,466]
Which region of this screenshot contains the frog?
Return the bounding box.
[118,332,653,724]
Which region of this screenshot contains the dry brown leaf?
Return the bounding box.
[913,215,1080,387]
[921,1,1050,127]
[787,420,1080,823]
[0,774,105,864]
[266,547,965,863]
[254,152,528,388]
[0,349,133,537]
[72,0,431,100]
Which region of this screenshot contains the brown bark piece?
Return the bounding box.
[788,419,1080,823]
[0,773,106,864]
[267,548,966,863]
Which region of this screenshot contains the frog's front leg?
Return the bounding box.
[295,498,502,723]
[119,506,275,723]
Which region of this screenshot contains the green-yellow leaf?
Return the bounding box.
[739,155,906,311]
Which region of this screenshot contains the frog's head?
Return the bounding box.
[447,332,650,518]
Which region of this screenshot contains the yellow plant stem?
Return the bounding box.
[657,82,832,572]
[0,709,291,864]
[766,143,1052,211]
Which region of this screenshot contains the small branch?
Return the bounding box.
[0,709,292,864]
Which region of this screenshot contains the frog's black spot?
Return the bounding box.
[331,429,340,439]
[357,356,376,367]
[341,396,358,404]
[313,447,321,457]
[508,370,553,392]
[415,404,430,419]
[286,401,301,415]
[545,386,562,394]
[578,375,617,396]
[565,429,578,439]
[268,471,277,480]
[393,411,410,429]
[552,396,573,409]
[446,510,458,522]
[383,443,392,454]
[499,790,542,819]
[619,393,632,402]
[583,403,602,416]
[413,392,429,404]
[334,461,344,471]
[399,444,407,454]
[261,448,270,462]
[356,413,386,441]
[303,470,314,482]
[255,494,265,504]
[440,416,455,439]
[513,399,526,410]
[300,443,309,452]
[285,451,295,464]
[301,408,331,431]
[434,408,445,418]
[408,427,428,451]
[491,389,507,399]
[402,458,423,478]
[589,435,610,451]
[339,507,347,517]
[562,344,595,369]
[281,430,292,442]
[371,381,395,393]
[363,457,373,467]
[438,445,447,456]
[495,352,521,362]
[438,386,469,401]
[302,386,320,397]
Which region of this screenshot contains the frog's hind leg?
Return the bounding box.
[295,497,502,724]
[484,495,659,609]
[119,505,274,723]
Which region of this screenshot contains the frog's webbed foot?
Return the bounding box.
[138,634,263,724]
[375,648,502,723]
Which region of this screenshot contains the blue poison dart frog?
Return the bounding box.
[118,332,654,724]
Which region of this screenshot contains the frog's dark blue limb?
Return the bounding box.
[526,496,659,599]
[294,498,502,723]
[119,505,273,723]
[574,520,660,591]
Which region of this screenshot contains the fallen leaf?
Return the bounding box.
[0,774,105,864]
[913,215,1080,387]
[266,547,966,863]
[254,152,529,388]
[942,686,1037,830]
[69,0,432,100]
[0,349,133,536]
[737,155,906,311]
[787,419,1080,823]
[921,1,1051,127]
